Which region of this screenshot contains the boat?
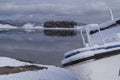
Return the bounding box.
[62,10,120,80]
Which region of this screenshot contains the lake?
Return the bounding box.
[0,30,84,66]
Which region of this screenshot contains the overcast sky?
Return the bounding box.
[0,0,120,23]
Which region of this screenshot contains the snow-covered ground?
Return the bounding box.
[0,57,77,80]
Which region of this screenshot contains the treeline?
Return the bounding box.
[43,21,77,28]
[43,21,77,37]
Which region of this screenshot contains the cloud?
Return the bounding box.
[0,0,118,23]
[0,1,108,14]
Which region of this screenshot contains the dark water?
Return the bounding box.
[0,31,84,66]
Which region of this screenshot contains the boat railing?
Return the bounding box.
[64,23,120,58]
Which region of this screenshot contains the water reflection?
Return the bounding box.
[0,30,84,66]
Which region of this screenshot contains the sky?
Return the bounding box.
[0,0,120,24]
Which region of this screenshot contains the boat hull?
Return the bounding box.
[65,54,120,80]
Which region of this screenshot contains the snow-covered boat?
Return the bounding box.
[62,13,120,80]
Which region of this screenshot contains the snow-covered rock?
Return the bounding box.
[0,57,77,80]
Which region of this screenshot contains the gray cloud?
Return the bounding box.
[0,0,120,23]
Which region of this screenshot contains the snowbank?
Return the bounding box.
[0,24,17,30]
[0,57,77,80]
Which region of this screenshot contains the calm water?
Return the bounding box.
[0,31,84,66]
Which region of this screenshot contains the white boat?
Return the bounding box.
[62,10,120,80]
[62,42,120,80]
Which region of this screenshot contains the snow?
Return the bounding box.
[0,57,77,80]
[87,18,120,32]
[84,24,100,31]
[99,18,120,28]
[0,57,30,67]
[0,24,17,30]
[79,19,119,33]
[22,23,36,32]
[0,23,82,32]
[0,67,76,80]
[90,21,120,45]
